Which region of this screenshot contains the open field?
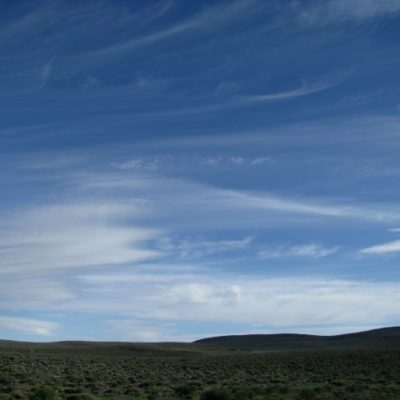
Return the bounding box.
[1,328,400,400]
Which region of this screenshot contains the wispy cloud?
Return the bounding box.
[65,273,400,333]
[2,261,400,339]
[106,319,174,342]
[258,243,339,259]
[84,0,260,61]
[146,78,340,116]
[41,59,54,82]
[157,236,252,259]
[0,202,160,274]
[251,157,273,166]
[224,189,400,223]
[360,240,400,255]
[71,172,400,228]
[113,158,161,171]
[112,155,274,171]
[0,316,58,337]
[241,79,340,103]
[200,155,275,167]
[295,0,400,25]
[139,115,400,151]
[0,278,73,311]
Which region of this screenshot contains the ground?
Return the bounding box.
[1,341,400,399]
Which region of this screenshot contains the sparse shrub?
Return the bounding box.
[9,394,27,400]
[277,384,290,394]
[231,386,257,400]
[175,384,197,399]
[200,388,235,400]
[65,393,96,400]
[29,387,61,400]
[146,387,162,400]
[297,388,315,400]
[0,375,14,386]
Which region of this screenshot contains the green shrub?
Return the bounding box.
[175,384,197,399]
[297,388,316,400]
[231,386,257,400]
[200,388,235,400]
[65,394,96,400]
[29,387,61,400]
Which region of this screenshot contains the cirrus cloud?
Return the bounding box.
[360,239,400,255]
[0,316,58,337]
[0,202,161,274]
[258,243,339,259]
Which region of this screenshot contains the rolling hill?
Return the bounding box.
[193,326,400,351]
[1,327,400,355]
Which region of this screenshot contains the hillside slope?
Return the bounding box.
[1,327,400,354]
[193,327,400,351]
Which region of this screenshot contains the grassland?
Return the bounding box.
[1,328,400,400]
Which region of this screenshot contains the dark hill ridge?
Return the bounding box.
[1,327,400,354]
[0,339,198,356]
[193,327,400,351]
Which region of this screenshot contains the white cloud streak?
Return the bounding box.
[112,155,275,171]
[106,319,174,342]
[157,236,252,259]
[75,172,400,227]
[296,0,400,25]
[223,189,400,223]
[0,316,58,337]
[0,278,73,311]
[360,239,400,255]
[241,79,339,103]
[148,79,340,116]
[71,273,400,332]
[258,243,339,259]
[85,0,259,60]
[0,202,160,274]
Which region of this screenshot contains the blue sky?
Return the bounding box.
[1,0,400,342]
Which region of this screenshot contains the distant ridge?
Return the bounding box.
[193,327,400,351]
[1,327,400,354]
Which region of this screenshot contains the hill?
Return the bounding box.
[0,338,199,357]
[193,327,400,351]
[1,327,400,355]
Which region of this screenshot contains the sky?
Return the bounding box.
[1,0,400,342]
